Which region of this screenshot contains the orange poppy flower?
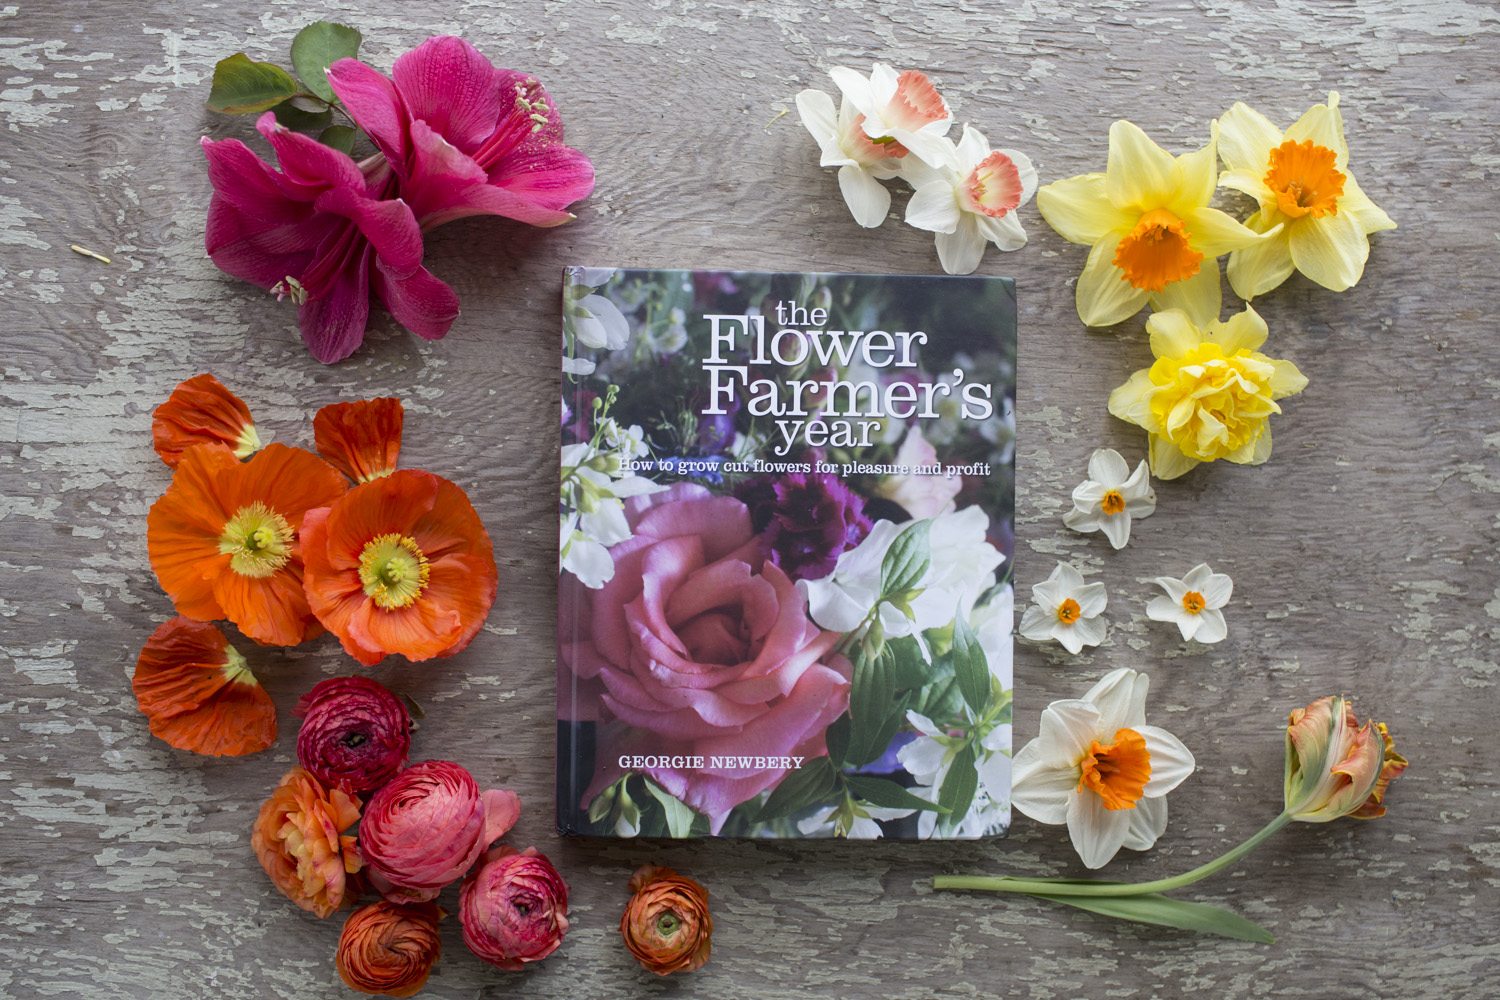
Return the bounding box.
[315,397,404,484]
[153,373,264,467]
[132,616,276,756]
[301,469,497,666]
[252,766,363,918]
[147,443,348,646]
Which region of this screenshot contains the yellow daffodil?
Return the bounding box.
[1107,306,1306,479]
[1037,121,1274,327]
[1217,92,1395,298]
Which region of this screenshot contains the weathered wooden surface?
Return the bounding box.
[1,0,1497,996]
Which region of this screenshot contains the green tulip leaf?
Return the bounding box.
[1028,891,1275,944]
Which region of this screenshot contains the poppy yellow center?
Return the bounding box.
[1078,727,1152,810]
[1265,139,1344,219]
[218,502,294,578]
[1113,208,1203,293]
[220,644,257,686]
[1056,597,1082,624]
[1181,590,1206,614]
[358,533,431,610]
[1100,489,1126,515]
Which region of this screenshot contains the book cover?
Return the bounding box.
[558,268,1015,840]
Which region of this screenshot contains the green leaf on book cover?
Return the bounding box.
[755,757,836,823]
[208,53,301,114]
[879,519,930,600]
[291,21,362,103]
[845,775,945,814]
[886,635,930,689]
[846,645,902,767]
[1026,891,1275,944]
[824,713,851,767]
[950,609,990,715]
[642,779,698,839]
[937,742,979,820]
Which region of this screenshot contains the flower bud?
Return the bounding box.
[358,760,520,901]
[296,676,411,794]
[335,900,442,998]
[1283,695,1405,822]
[460,847,569,970]
[619,865,713,975]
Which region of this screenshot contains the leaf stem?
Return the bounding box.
[934,812,1293,898]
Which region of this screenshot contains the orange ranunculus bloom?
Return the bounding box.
[153,373,264,467]
[147,443,348,646]
[620,865,713,975]
[315,397,404,484]
[252,766,363,918]
[132,616,276,756]
[335,900,443,998]
[301,469,497,667]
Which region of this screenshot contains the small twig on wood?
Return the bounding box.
[69,244,112,264]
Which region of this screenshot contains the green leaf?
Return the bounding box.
[642,780,698,838]
[846,646,900,766]
[886,635,930,689]
[755,757,837,823]
[319,124,358,153]
[208,53,301,114]
[1027,892,1275,944]
[950,609,991,715]
[290,21,362,103]
[270,98,333,132]
[825,713,851,768]
[937,742,979,820]
[845,775,946,813]
[879,519,931,599]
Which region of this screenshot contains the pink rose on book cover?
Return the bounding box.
[559,483,852,832]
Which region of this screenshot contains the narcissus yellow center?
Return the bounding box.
[1181,590,1207,614]
[219,502,293,578]
[1265,139,1345,220]
[1100,489,1126,516]
[1113,208,1204,293]
[1056,597,1082,624]
[359,533,431,610]
[1078,727,1152,810]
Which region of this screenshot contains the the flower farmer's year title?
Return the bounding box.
[703,299,996,457]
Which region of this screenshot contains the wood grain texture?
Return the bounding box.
[1,0,1497,996]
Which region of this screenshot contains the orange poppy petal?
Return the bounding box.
[324,470,440,569]
[132,616,276,756]
[215,566,320,647]
[412,475,498,566]
[147,444,242,621]
[315,398,404,484]
[215,443,349,522]
[153,374,263,468]
[302,506,390,666]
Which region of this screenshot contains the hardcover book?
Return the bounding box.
[558,268,1014,840]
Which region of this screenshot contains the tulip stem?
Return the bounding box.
[933,812,1293,898]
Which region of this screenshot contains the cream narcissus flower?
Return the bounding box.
[1146,563,1233,643]
[1012,668,1195,869]
[795,87,909,228]
[904,125,1036,274]
[1107,306,1307,480]
[1217,92,1395,298]
[1037,121,1275,327]
[1019,563,1107,654]
[1062,448,1155,549]
[828,63,954,167]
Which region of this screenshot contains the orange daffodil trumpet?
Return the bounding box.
[1217,92,1395,298]
[1107,306,1307,479]
[1037,121,1274,326]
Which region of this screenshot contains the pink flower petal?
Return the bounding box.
[298,246,373,363]
[372,256,461,341]
[326,56,409,165]
[391,36,504,153]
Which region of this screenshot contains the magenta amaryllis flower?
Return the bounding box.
[327,35,594,230]
[358,760,521,902]
[202,113,459,364]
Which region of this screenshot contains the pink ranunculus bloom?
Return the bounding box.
[201,113,460,364]
[559,484,853,832]
[327,35,595,231]
[460,846,569,970]
[295,676,411,795]
[358,760,521,902]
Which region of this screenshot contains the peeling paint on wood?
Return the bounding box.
[1,0,1498,997]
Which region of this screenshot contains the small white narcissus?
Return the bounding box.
[1146,563,1233,643]
[1019,563,1108,654]
[904,125,1037,275]
[1011,668,1196,869]
[1062,448,1156,549]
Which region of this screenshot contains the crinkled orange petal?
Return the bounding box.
[132,616,276,756]
[153,374,262,467]
[147,443,347,645]
[302,470,498,665]
[315,397,404,484]
[253,767,363,918]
